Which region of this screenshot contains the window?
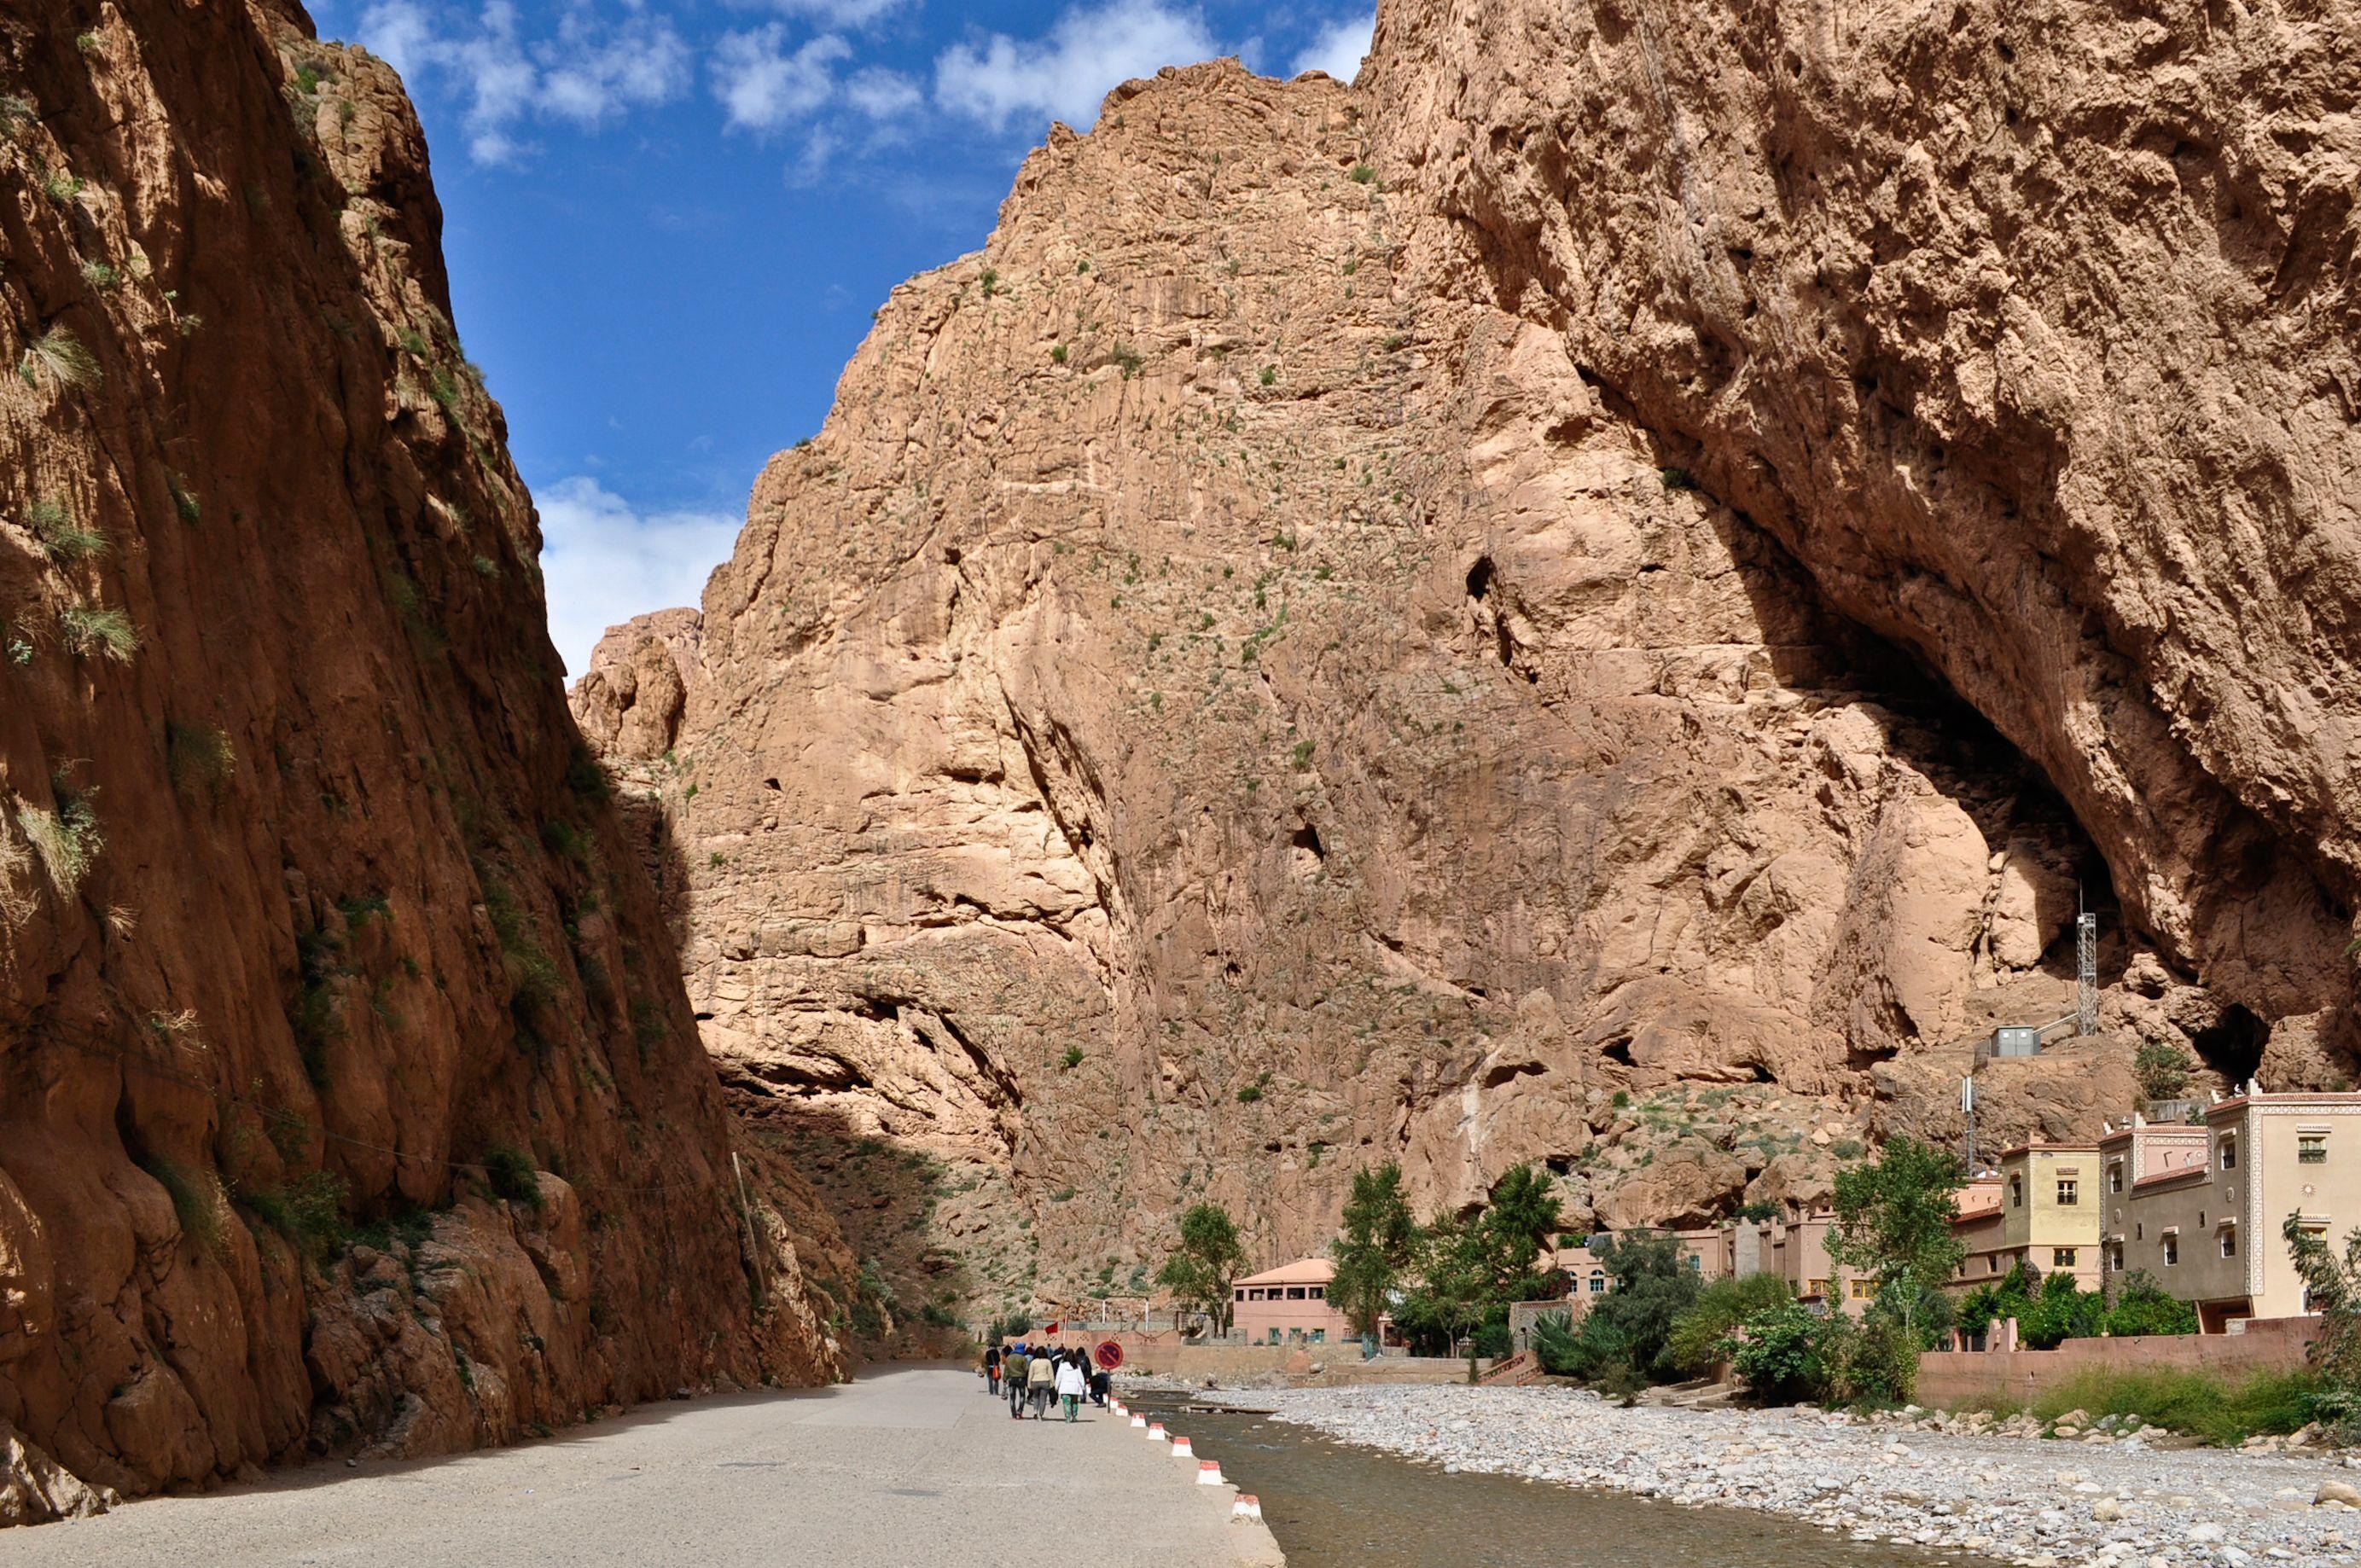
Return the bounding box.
[2056,1179,2079,1206]
[1285,1286,1306,1300]
[1684,1253,1701,1272]
[1807,1278,1833,1298]
[2009,1175,2023,1208]
[2108,1162,2124,1193]
[1308,1286,1325,1300]
[2108,1241,2125,1271]
[1987,1255,1999,1274]
[1267,1328,1281,1345]
[1309,1328,1324,1344]
[2162,1234,2179,1266]
[1587,1271,1606,1294]
[2219,1137,2236,1171]
[1847,1278,1874,1301]
[2052,1248,2077,1269]
[2300,1133,2329,1164]
[2219,1228,2237,1259]
[1236,1289,1248,1301]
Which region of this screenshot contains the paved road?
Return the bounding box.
[0,1368,1282,1567]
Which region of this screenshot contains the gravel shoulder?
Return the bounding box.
[0,1366,1280,1568]
[1221,1384,2359,1566]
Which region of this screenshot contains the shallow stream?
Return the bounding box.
[1124,1394,1996,1568]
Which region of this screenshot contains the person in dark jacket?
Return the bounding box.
[1003,1347,1031,1420]
[1089,1365,1111,1408]
[984,1344,1001,1397]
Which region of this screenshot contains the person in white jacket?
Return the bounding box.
[1054,1352,1088,1423]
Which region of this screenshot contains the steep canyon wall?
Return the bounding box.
[566,29,2361,1324]
[0,0,848,1525]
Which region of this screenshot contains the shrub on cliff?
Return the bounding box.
[2134,1039,2195,1101]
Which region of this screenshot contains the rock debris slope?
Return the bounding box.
[570,41,2324,1320]
[0,0,847,1525]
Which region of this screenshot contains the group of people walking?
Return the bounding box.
[983,1343,1109,1423]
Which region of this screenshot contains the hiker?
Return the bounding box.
[1089,1364,1111,1408]
[984,1343,1000,1397]
[1055,1350,1086,1423]
[1003,1345,1031,1420]
[1027,1344,1056,1418]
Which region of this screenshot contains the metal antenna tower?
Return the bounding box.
[2076,891,2098,1037]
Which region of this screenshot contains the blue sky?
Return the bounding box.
[304,0,1377,675]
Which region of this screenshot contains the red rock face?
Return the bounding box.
[574,60,2253,1327]
[0,1,844,1522]
[1364,0,2361,1065]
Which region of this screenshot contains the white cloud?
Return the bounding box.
[709,26,920,140]
[934,0,1218,131]
[739,0,913,25]
[358,0,691,166]
[536,477,741,677]
[1291,11,1373,82]
[711,27,852,131]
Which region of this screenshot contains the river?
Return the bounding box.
[1125,1393,1998,1568]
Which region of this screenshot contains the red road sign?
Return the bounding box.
[1094,1340,1125,1370]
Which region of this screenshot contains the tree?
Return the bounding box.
[1471,1164,1563,1299]
[1540,1229,1701,1390]
[2134,1038,2195,1102]
[1329,1162,1420,1339]
[1666,1271,1794,1378]
[1157,1202,1247,1333]
[2285,1212,2361,1437]
[1827,1135,1967,1344]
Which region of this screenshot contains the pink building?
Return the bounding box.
[1231,1257,1358,1345]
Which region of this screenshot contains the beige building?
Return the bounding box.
[1231,1257,1357,1345]
[1554,1214,1872,1315]
[1948,1143,2104,1293]
[2108,1092,2361,1333]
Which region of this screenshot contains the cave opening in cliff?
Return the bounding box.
[2190,1002,2266,1088]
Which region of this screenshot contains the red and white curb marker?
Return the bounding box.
[1146,1422,1168,1443]
[1170,1436,1195,1461]
[1232,1495,1263,1521]
[1129,1413,1147,1428]
[1197,1460,1225,1486]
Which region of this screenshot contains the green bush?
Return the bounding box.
[25,499,103,560]
[1726,1296,1834,1402]
[19,324,99,388]
[141,1155,225,1259]
[2134,1038,2195,1101]
[1666,1272,1794,1377]
[58,606,137,661]
[482,1142,544,1208]
[2105,1271,2198,1336]
[242,1170,349,1262]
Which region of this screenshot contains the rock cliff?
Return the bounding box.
[0,1,846,1525]
[572,27,2353,1325]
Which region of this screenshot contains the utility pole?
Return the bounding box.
[2076,898,2098,1037]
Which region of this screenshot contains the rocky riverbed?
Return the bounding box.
[1211,1385,2360,1565]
